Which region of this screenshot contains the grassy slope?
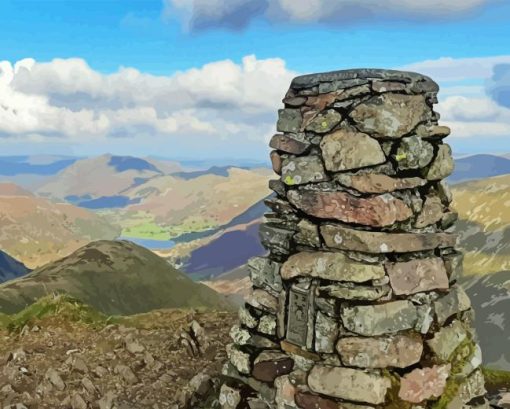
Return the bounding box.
[104,167,271,240]
[0,240,231,315]
[0,191,120,269]
[452,174,510,276]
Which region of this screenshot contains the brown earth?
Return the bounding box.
[0,309,237,408]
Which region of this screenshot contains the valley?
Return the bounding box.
[1,152,510,377]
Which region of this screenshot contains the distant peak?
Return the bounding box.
[0,182,34,197]
[107,156,161,173]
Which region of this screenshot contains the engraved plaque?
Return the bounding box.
[286,285,310,346]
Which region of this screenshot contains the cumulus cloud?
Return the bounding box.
[164,0,498,32]
[486,63,510,108]
[0,56,296,157]
[438,95,510,138]
[401,55,510,82]
[398,55,510,142]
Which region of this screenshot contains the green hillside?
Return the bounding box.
[0,240,231,315]
[452,174,510,276]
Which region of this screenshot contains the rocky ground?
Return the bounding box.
[0,307,237,409]
[0,295,507,409]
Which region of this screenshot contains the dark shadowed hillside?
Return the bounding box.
[462,271,510,371]
[0,250,30,283]
[0,240,231,315]
[184,222,265,280]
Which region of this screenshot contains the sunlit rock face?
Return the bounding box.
[218,69,487,409]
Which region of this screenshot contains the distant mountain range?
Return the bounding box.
[0,182,120,269]
[0,250,30,283]
[450,154,510,183]
[0,155,78,176]
[35,154,180,206]
[0,240,230,315]
[1,152,509,273]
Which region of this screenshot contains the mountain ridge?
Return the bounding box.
[0,240,231,315]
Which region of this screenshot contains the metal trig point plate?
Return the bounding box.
[286,284,310,347]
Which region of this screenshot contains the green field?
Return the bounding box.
[99,209,218,240]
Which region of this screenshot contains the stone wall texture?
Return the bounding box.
[219,69,488,409]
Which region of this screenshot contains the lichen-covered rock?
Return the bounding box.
[394,135,434,169]
[305,109,342,134]
[246,289,278,314]
[270,133,311,155]
[447,369,487,407]
[336,83,371,100]
[458,344,483,379]
[271,151,283,175]
[288,190,413,227]
[349,94,429,138]
[385,257,449,295]
[319,282,391,301]
[319,128,386,171]
[277,109,302,133]
[281,251,385,283]
[248,257,283,293]
[398,364,451,403]
[415,124,451,139]
[307,365,392,405]
[259,224,294,256]
[415,195,444,228]
[305,92,337,110]
[258,315,277,336]
[275,375,298,409]
[269,179,286,197]
[227,344,251,375]
[341,300,419,336]
[335,173,426,194]
[239,306,258,329]
[434,285,472,325]
[230,325,278,349]
[424,144,455,180]
[442,252,463,283]
[293,219,321,247]
[427,320,469,361]
[281,155,329,186]
[321,223,458,253]
[220,68,484,408]
[372,80,407,93]
[337,333,423,368]
[314,311,339,353]
[219,385,242,409]
[283,96,307,107]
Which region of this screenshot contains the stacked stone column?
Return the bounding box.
[219,69,487,409]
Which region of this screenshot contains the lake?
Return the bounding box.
[117,237,176,250]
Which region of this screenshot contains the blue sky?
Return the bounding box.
[0,0,509,160]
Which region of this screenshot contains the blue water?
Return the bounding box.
[117,237,176,250]
[78,195,141,209]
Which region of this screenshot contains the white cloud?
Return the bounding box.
[0,56,296,157]
[403,55,510,141]
[438,95,510,138]
[401,55,510,82]
[165,0,499,32]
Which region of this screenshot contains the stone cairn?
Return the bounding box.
[219,69,488,409]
